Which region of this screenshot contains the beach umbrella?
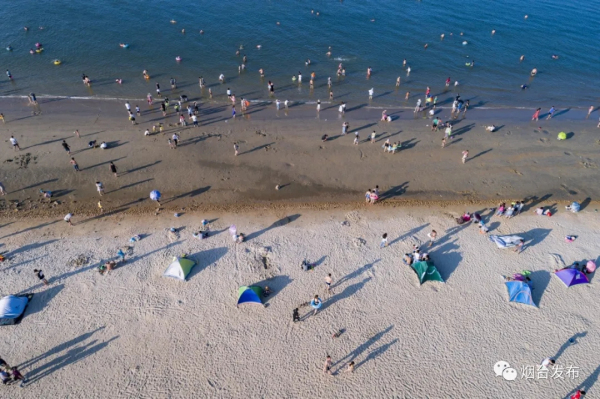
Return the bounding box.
[554,269,589,287]
[150,190,161,201]
[557,132,567,140]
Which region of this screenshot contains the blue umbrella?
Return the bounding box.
[150,190,161,201]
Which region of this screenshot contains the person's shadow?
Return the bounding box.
[245,214,301,241]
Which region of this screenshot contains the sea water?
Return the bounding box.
[1,0,598,108]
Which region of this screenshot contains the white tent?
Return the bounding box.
[163,257,197,281]
[0,295,30,325]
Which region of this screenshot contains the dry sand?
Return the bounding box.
[0,206,599,398]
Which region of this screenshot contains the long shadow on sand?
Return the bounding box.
[388,224,430,247]
[321,277,372,313]
[334,259,380,288]
[187,247,228,280]
[23,284,65,319]
[245,214,301,242]
[528,270,551,305]
[553,332,588,360]
[9,179,59,194]
[429,239,463,281]
[162,186,211,205]
[355,338,399,370]
[333,325,394,368]
[379,182,409,201]
[565,363,600,399]
[253,275,293,304]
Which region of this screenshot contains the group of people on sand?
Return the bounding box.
[365,186,380,204]
[495,201,525,219]
[402,244,431,266]
[0,357,25,387]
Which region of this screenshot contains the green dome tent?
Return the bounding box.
[411,261,444,285]
[237,286,264,307]
[163,256,196,281]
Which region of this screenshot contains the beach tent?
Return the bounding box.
[490,235,524,249]
[163,257,196,281]
[554,269,589,287]
[237,286,263,307]
[411,261,444,285]
[0,294,33,326]
[505,281,536,307]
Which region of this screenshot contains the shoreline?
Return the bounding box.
[1,94,598,113]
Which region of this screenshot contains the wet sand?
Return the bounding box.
[0,96,598,217]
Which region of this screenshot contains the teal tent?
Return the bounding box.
[163,257,196,281]
[237,286,263,307]
[411,261,444,285]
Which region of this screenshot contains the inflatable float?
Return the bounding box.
[53,59,61,65]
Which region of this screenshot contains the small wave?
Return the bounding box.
[333,57,350,61]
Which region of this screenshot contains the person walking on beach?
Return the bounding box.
[514,239,525,254]
[428,230,437,246]
[532,108,541,121]
[232,105,236,119]
[33,269,49,285]
[546,106,556,120]
[570,390,586,399]
[233,142,239,156]
[9,136,20,151]
[172,132,179,148]
[74,129,80,138]
[109,162,118,177]
[293,308,300,322]
[95,181,105,196]
[61,140,71,154]
[354,133,360,145]
[311,295,322,315]
[380,233,388,248]
[371,131,376,143]
[414,99,422,114]
[342,122,349,135]
[70,157,80,172]
[125,101,131,113]
[540,357,555,369]
[345,362,356,373]
[462,150,469,163]
[64,212,73,226]
[0,113,4,123]
[325,274,333,292]
[586,106,594,119]
[0,181,6,196]
[98,200,103,214]
[463,100,470,117]
[323,356,333,375]
[11,366,25,386]
[316,100,321,113]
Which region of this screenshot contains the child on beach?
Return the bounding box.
[345,362,355,373]
[33,269,49,285]
[380,233,388,248]
[311,295,322,315]
[325,274,333,292]
[462,150,469,163]
[427,230,437,246]
[293,308,300,322]
[323,356,332,375]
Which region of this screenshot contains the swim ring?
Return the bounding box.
[53,59,61,65]
[310,299,322,310]
[35,48,43,53]
[120,43,129,49]
[6,46,12,51]
[462,41,468,45]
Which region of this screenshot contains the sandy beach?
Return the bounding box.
[0,96,599,397]
[0,206,599,398]
[0,97,599,217]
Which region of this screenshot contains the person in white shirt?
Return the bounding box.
[64,213,73,226]
[125,101,131,111]
[540,358,555,369]
[368,88,374,99]
[95,182,104,196]
[9,136,20,151]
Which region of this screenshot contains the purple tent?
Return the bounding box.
[554,269,589,287]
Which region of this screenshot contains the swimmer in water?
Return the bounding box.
[200,30,204,34]
[24,26,29,31]
[531,68,538,76]
[403,59,407,67]
[520,55,525,62]
[441,33,445,39]
[396,77,401,87]
[551,54,559,59]
[521,84,528,90]
[424,43,428,49]
[259,68,264,77]
[115,78,122,84]
[492,29,496,35]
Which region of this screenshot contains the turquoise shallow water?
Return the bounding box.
[1,0,599,107]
